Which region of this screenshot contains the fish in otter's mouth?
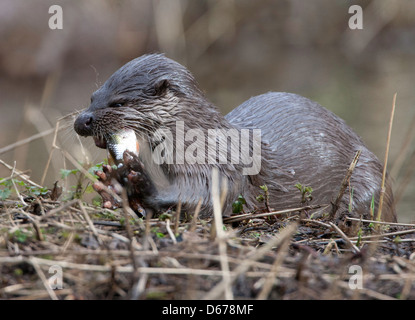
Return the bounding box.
[94,129,139,166]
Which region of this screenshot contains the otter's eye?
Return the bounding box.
[110,102,124,108]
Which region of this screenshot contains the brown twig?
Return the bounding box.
[211,167,233,300]
[0,128,56,156]
[223,204,325,224]
[328,222,360,254]
[166,219,177,244]
[189,198,202,233]
[78,200,103,246]
[256,223,295,299]
[204,222,298,300]
[329,149,361,219]
[119,188,142,299]
[40,120,61,186]
[0,159,42,188]
[376,93,396,223]
[29,257,59,300]
[345,216,415,227]
[173,200,181,235]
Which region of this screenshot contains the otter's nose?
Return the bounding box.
[74,112,94,136]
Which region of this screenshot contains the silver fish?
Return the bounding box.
[107,129,138,166]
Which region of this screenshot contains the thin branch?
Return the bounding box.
[29,257,59,300]
[345,216,415,227]
[189,198,202,233]
[203,222,298,300]
[211,168,233,300]
[329,149,361,219]
[223,204,325,224]
[328,222,360,254]
[376,93,396,223]
[256,224,294,300]
[166,219,177,244]
[0,128,56,156]
[41,120,61,186]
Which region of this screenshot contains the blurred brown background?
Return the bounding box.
[0,0,414,221]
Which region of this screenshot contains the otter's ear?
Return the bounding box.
[154,79,170,96]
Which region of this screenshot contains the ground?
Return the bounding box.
[0,181,414,300]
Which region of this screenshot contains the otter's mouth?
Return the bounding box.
[94,129,139,165]
[93,136,108,149]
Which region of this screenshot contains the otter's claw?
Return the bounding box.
[92,151,150,217]
[93,165,122,209]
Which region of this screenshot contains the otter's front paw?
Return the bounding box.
[92,151,154,217]
[121,151,157,199]
[93,164,122,209]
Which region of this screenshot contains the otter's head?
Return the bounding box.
[74,53,212,150]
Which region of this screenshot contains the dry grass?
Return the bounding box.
[1,162,415,300]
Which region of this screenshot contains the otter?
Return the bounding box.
[74,53,396,222]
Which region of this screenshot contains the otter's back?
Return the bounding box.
[225,92,396,222]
